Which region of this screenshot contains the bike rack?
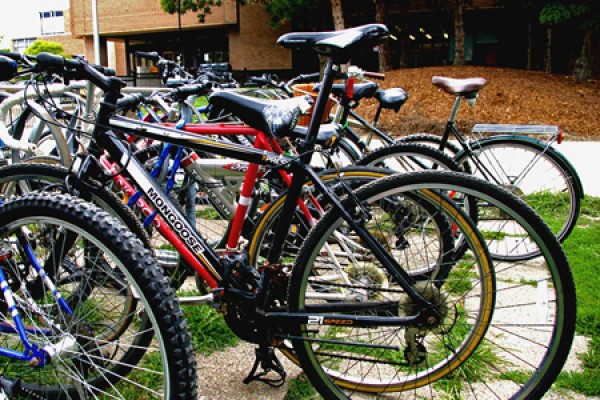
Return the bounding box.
[472,123,560,136]
[472,123,563,143]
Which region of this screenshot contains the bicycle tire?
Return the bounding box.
[0,162,152,251]
[454,136,582,259]
[355,142,478,260]
[0,192,197,399]
[356,141,462,173]
[249,166,455,280]
[8,102,74,165]
[288,170,575,399]
[397,132,462,158]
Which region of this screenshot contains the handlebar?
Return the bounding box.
[0,52,27,62]
[34,52,121,93]
[134,51,160,62]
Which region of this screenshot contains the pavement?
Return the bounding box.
[553,140,599,197]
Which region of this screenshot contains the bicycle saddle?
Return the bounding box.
[330,82,379,102]
[277,24,388,60]
[312,81,378,103]
[432,76,488,97]
[375,87,408,112]
[290,123,339,147]
[209,90,310,137]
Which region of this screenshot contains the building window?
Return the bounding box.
[13,38,36,53]
[40,10,65,36]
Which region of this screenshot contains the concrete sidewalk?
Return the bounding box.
[553,141,599,197]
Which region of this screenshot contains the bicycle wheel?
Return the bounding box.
[288,170,576,399]
[356,142,479,260]
[0,162,152,251]
[455,137,582,259]
[356,141,462,173]
[249,166,455,280]
[397,132,462,158]
[0,192,197,399]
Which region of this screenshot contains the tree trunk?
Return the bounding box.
[573,28,593,82]
[331,0,345,30]
[453,0,466,66]
[526,12,533,70]
[544,25,552,73]
[373,0,391,71]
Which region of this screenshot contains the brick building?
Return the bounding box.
[40,0,597,80]
[47,0,291,79]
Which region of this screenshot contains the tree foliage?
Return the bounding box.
[160,0,223,23]
[539,1,587,25]
[159,0,326,29]
[24,40,65,56]
[261,0,325,29]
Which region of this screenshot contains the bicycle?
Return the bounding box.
[363,74,583,260]
[0,24,576,399]
[0,193,197,399]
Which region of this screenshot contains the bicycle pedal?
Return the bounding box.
[243,346,286,387]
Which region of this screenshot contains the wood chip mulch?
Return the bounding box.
[355,66,600,140]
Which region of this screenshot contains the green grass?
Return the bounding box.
[538,195,600,338]
[180,302,239,355]
[284,373,321,399]
[524,191,576,234]
[551,195,600,396]
[282,194,600,397]
[196,206,221,220]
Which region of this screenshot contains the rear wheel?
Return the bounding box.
[455,138,582,260]
[288,171,575,399]
[249,166,455,280]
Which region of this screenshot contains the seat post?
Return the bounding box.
[448,94,463,125]
[299,59,337,164]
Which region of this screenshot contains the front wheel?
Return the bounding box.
[0,192,197,399]
[288,171,575,399]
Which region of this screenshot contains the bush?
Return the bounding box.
[24,40,65,56]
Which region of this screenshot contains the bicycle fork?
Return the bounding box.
[0,232,74,367]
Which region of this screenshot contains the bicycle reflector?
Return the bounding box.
[346,77,355,99]
[0,55,18,81]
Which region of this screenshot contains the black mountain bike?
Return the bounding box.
[0,25,575,400]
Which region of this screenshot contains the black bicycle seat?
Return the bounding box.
[375,87,408,112]
[209,90,309,137]
[277,24,388,60]
[314,82,378,103]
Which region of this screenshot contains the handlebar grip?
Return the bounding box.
[0,55,18,81]
[116,93,145,110]
[35,52,113,91]
[35,52,69,70]
[292,72,321,84]
[135,51,160,61]
[0,52,24,61]
[92,64,116,77]
[171,84,212,99]
[364,71,385,80]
